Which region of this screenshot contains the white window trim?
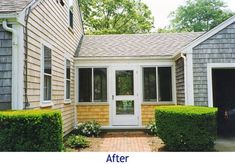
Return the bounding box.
[64,57,71,104]
[40,41,53,107]
[77,67,108,103]
[141,65,175,104]
[207,63,235,107]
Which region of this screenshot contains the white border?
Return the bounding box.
[207,63,235,107]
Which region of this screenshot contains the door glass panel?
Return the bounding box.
[116,71,134,95]
[116,100,134,115]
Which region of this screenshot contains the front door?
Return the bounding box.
[111,66,139,126]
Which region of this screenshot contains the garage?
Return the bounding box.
[212,68,235,135]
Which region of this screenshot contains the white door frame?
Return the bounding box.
[207,63,235,107]
[110,65,140,126]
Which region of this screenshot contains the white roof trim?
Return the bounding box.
[181,15,235,54]
[75,56,174,61]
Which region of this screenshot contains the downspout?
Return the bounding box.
[2,20,17,44]
[24,6,32,108]
[180,53,188,105]
[2,20,18,109]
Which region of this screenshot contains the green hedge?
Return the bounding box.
[155,106,217,151]
[0,109,63,152]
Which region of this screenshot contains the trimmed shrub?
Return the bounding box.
[0,109,63,152]
[65,135,90,148]
[74,121,101,137]
[155,106,217,151]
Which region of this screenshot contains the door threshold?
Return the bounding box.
[101,126,146,130]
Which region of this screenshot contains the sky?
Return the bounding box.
[141,0,235,29]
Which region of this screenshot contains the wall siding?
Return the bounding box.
[193,22,235,106]
[26,0,83,134]
[141,105,155,125]
[0,26,12,110]
[77,105,109,126]
[175,58,185,105]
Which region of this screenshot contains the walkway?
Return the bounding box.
[99,131,151,152]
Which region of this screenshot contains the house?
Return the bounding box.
[1,0,235,133]
[0,0,84,134]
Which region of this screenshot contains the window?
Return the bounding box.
[43,46,52,101]
[158,67,172,101]
[68,0,74,28]
[94,68,107,102]
[143,66,172,102]
[78,68,107,102]
[143,68,157,101]
[65,59,71,100]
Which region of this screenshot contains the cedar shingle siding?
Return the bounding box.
[0,26,12,110]
[176,57,185,105]
[193,22,235,106]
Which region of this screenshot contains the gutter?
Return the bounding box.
[180,53,188,105]
[2,20,17,44]
[0,13,17,19]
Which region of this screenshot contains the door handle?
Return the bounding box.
[112,95,114,100]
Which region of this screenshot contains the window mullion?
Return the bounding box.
[92,68,94,102]
[156,66,159,103]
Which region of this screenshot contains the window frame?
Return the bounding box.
[64,58,71,104]
[40,42,53,107]
[142,65,174,104]
[78,67,108,103]
[68,0,74,30]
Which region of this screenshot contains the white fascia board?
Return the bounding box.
[75,56,174,61]
[182,15,235,53]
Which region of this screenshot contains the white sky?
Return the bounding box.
[141,0,235,29]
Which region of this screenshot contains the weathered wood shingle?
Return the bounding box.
[0,0,32,13]
[0,26,12,110]
[193,22,235,106]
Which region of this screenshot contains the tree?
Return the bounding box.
[169,0,234,32]
[79,0,154,34]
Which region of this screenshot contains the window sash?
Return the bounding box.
[143,66,173,103]
[42,45,52,102]
[65,59,71,100]
[143,67,157,101]
[78,68,107,103]
[44,74,52,101]
[68,0,74,28]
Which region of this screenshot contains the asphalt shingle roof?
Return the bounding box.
[78,32,204,57]
[0,0,32,13]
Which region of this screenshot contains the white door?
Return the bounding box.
[111,66,139,126]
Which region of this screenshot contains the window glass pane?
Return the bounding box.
[158,67,172,101]
[69,0,73,28]
[69,10,74,28]
[44,46,51,74]
[94,68,107,102]
[44,75,51,101]
[116,71,133,96]
[116,100,134,115]
[66,80,70,100]
[143,67,157,102]
[66,60,70,80]
[79,68,92,102]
